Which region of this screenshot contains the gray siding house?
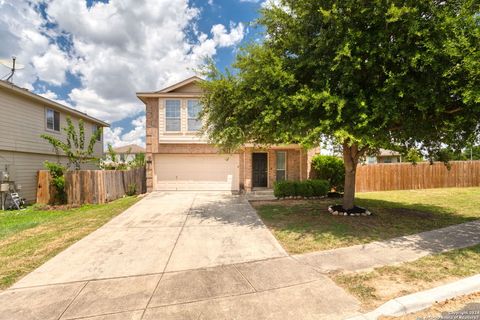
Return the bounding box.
[0,80,109,202]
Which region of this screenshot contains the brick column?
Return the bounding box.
[145,98,159,192]
[268,149,276,188]
[244,148,253,192]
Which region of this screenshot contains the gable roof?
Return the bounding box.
[112,144,146,154]
[136,76,204,102]
[0,80,109,127]
[155,76,203,93]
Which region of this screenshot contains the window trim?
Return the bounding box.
[164,99,181,132]
[187,99,202,132]
[45,108,60,133]
[276,151,287,181]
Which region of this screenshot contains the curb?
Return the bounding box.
[346,274,480,320]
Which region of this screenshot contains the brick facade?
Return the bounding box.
[239,147,308,192]
[140,78,309,193]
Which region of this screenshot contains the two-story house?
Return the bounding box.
[137,76,309,193]
[0,80,109,202]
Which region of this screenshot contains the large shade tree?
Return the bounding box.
[200,0,480,210]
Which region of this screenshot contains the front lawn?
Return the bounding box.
[333,244,480,311]
[251,187,480,254]
[0,196,140,290]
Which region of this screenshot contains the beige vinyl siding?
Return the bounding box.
[0,87,103,157]
[0,87,104,203]
[171,82,203,94]
[0,151,96,202]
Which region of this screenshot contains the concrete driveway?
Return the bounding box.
[1,192,360,320]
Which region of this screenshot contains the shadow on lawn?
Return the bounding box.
[253,197,480,251]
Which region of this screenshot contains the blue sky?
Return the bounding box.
[0,0,267,147]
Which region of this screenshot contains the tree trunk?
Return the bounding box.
[342,142,360,210]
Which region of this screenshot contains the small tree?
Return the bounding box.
[41,117,101,170]
[106,143,118,163]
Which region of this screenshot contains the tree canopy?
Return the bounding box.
[200,0,480,209]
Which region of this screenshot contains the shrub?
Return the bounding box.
[311,155,345,191]
[306,179,330,197]
[43,161,67,204]
[274,180,294,198]
[126,183,137,196]
[273,179,329,199]
[296,181,313,198]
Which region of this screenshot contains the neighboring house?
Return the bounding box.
[0,80,109,202]
[365,149,402,164]
[137,76,309,192]
[111,144,146,163]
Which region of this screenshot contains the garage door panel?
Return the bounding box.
[154,154,239,191]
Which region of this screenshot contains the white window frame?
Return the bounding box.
[45,108,60,132]
[187,99,202,132]
[276,151,287,181]
[165,100,181,132]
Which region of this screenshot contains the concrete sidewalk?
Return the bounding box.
[0,256,360,320]
[295,220,480,273]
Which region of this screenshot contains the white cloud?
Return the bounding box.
[211,23,245,48]
[44,0,246,124]
[103,127,124,148]
[0,1,52,88]
[0,0,247,146]
[104,115,146,148]
[31,45,70,86]
[37,89,72,107]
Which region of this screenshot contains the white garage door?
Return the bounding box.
[154,154,239,191]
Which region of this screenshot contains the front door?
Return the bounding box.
[252,153,268,188]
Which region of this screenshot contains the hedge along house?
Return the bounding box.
[137,76,313,193]
[0,80,109,202]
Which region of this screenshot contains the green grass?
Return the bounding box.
[0,196,140,290]
[333,244,480,309]
[251,187,480,253]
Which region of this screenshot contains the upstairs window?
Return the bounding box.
[187,100,202,131]
[46,108,60,132]
[165,100,181,131]
[92,124,102,142]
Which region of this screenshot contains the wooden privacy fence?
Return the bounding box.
[355,161,480,192]
[37,167,146,205]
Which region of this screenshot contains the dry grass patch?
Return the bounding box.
[332,244,480,311]
[0,196,140,290]
[251,187,480,253]
[380,292,480,320]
